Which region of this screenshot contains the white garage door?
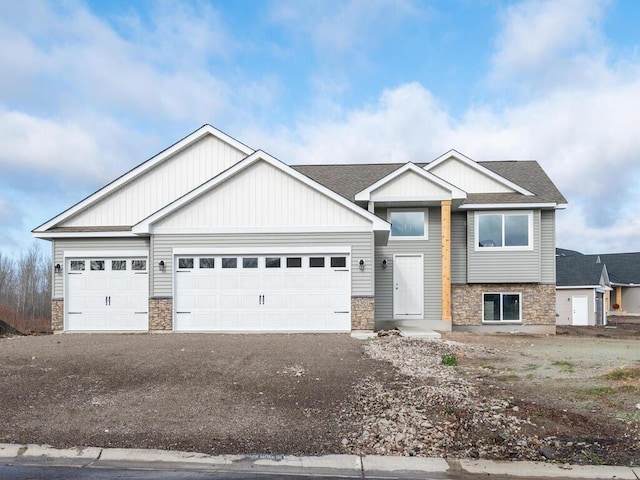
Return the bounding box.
[66,257,149,331]
[174,254,351,332]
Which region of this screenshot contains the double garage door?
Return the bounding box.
[65,257,149,331]
[174,253,351,332]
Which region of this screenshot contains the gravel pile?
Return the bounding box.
[339,336,545,460]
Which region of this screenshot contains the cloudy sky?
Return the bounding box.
[1,0,639,257]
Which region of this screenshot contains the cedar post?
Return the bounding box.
[441,200,452,322]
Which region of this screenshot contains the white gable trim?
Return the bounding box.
[33,125,254,233]
[354,163,467,202]
[33,231,139,239]
[460,202,558,210]
[132,150,390,234]
[425,149,534,197]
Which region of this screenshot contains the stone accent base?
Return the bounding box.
[351,296,375,330]
[51,299,64,332]
[452,284,556,327]
[149,298,173,331]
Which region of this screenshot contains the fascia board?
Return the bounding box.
[354,163,466,201]
[33,125,255,233]
[556,285,602,289]
[460,202,557,210]
[425,149,535,197]
[133,150,390,234]
[32,231,140,239]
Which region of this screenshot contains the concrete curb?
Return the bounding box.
[1,443,638,479]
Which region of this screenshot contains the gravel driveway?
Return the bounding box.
[0,334,393,455]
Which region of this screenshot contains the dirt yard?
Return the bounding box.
[1,328,639,466]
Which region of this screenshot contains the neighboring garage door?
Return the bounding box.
[66,257,149,331]
[174,254,351,332]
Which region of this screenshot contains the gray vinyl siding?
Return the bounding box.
[540,210,556,284]
[151,231,374,297]
[52,237,150,298]
[467,210,541,283]
[374,207,442,321]
[451,212,467,284]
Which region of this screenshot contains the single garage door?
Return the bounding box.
[66,257,149,331]
[174,254,351,332]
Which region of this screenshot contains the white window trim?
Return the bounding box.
[474,211,533,251]
[387,208,429,241]
[482,292,522,323]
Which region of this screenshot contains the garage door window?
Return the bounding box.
[112,260,126,271]
[132,260,147,271]
[91,260,105,271]
[330,257,347,268]
[286,257,302,268]
[243,257,258,268]
[309,257,325,268]
[70,260,85,271]
[266,257,281,268]
[199,258,214,269]
[222,258,237,268]
[178,258,194,269]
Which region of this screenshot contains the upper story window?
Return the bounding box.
[388,210,428,240]
[476,211,533,251]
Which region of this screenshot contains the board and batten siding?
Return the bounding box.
[151,232,374,298]
[451,212,467,284]
[52,238,150,298]
[61,135,248,227]
[374,207,442,321]
[428,158,513,194]
[154,161,370,230]
[539,210,556,284]
[466,210,541,283]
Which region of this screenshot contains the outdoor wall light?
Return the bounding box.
[159,260,166,272]
[54,263,62,274]
[359,259,365,270]
[381,259,387,269]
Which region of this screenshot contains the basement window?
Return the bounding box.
[483,293,522,322]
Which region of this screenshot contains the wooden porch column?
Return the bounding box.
[615,286,623,311]
[441,200,452,322]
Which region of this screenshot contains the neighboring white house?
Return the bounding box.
[33,125,567,334]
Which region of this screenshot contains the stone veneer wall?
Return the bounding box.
[452,284,556,326]
[351,296,375,330]
[51,299,64,332]
[149,298,173,331]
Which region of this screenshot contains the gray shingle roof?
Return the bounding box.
[556,255,607,286]
[292,160,567,206]
[597,253,640,285]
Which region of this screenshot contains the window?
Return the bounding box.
[90,260,105,271]
[483,293,521,322]
[477,212,532,250]
[243,257,258,268]
[309,257,325,268]
[265,257,281,268]
[70,260,85,271]
[389,210,427,239]
[178,258,194,269]
[112,260,126,271]
[199,258,214,269]
[222,257,237,269]
[286,257,302,268]
[132,260,147,271]
[330,256,347,268]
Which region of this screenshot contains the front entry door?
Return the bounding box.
[393,254,423,320]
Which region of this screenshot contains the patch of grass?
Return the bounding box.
[496,374,520,382]
[603,366,640,381]
[616,384,640,394]
[482,364,496,371]
[614,411,640,422]
[524,363,540,371]
[586,386,615,396]
[531,411,546,418]
[441,353,458,367]
[552,360,575,373]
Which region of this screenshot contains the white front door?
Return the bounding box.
[571,295,589,326]
[66,258,149,331]
[393,254,423,320]
[174,253,351,332]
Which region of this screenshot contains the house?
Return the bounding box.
[556,251,640,326]
[33,125,567,334]
[556,254,611,326]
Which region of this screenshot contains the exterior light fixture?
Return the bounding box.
[159,260,166,272]
[359,259,365,270]
[381,259,387,269]
[54,263,62,274]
